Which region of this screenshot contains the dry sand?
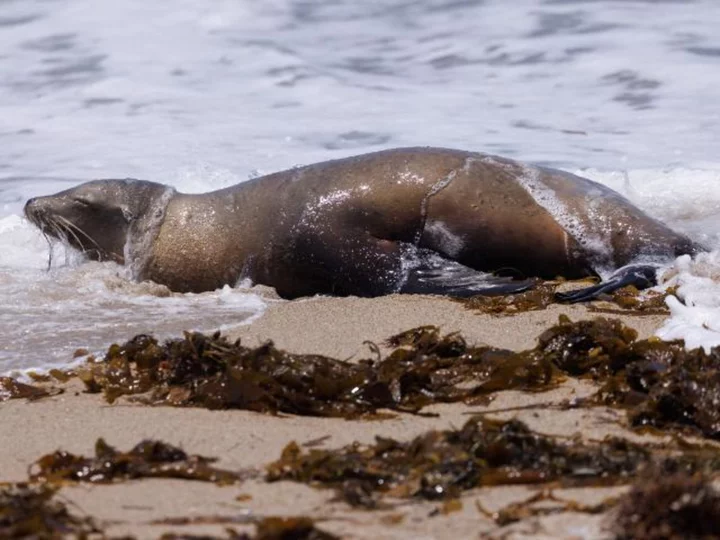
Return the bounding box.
[1,294,671,539]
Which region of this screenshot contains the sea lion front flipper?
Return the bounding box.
[554,264,658,303]
[400,251,536,298]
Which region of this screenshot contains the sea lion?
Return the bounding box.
[24,147,702,302]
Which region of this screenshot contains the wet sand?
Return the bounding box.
[1,294,669,538]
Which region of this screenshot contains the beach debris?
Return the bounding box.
[476,489,617,527]
[26,368,75,383]
[458,282,671,315]
[74,317,720,439]
[250,516,337,540]
[613,473,720,540]
[29,438,243,485]
[0,376,60,402]
[0,483,99,538]
[76,329,563,416]
[521,315,720,440]
[588,285,673,315]
[266,416,657,508]
[458,282,557,314]
[266,416,720,510]
[156,516,338,539]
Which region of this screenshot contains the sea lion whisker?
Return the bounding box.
[54,217,102,261]
[56,215,103,254]
[45,218,68,245]
[53,217,85,252]
[37,227,55,271]
[38,217,70,271]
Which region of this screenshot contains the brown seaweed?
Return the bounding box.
[266,416,664,508]
[458,282,557,314]
[0,483,99,538]
[29,438,244,485]
[156,516,338,540]
[251,517,338,540]
[515,315,720,440]
[76,329,564,417]
[588,285,673,315]
[458,281,671,315]
[476,489,618,527]
[27,369,75,383]
[73,316,720,440]
[613,473,720,540]
[0,376,59,402]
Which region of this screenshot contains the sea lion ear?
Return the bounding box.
[120,205,134,222]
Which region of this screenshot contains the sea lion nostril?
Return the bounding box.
[24,198,39,219]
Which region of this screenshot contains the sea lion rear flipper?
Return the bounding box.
[400,252,536,298]
[554,264,658,303]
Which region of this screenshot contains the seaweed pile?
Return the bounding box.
[613,473,720,539]
[459,282,557,314]
[159,517,338,540]
[536,316,720,439]
[0,478,334,539]
[459,282,671,315]
[0,376,58,402]
[30,438,244,485]
[74,317,720,441]
[266,416,720,508]
[249,517,337,540]
[0,483,99,538]
[589,285,672,314]
[76,328,564,416]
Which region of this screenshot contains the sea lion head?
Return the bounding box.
[24,179,171,264]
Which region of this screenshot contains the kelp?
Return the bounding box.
[458,282,672,315]
[267,416,720,509]
[27,369,75,383]
[251,517,337,540]
[29,438,243,485]
[476,489,618,527]
[458,282,557,314]
[0,483,99,538]
[73,316,720,440]
[0,376,60,402]
[613,473,720,540]
[535,316,720,439]
[76,329,564,416]
[158,516,338,540]
[588,285,673,315]
[266,416,663,508]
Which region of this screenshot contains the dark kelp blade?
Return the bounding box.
[265,417,665,508]
[0,376,60,402]
[29,438,244,485]
[613,473,720,540]
[0,483,99,538]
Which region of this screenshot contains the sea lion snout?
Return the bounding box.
[24,197,39,216]
[24,195,72,225]
[24,196,49,227]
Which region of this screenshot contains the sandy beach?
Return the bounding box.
[1,294,672,538]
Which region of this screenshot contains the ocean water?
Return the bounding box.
[2,0,720,374]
